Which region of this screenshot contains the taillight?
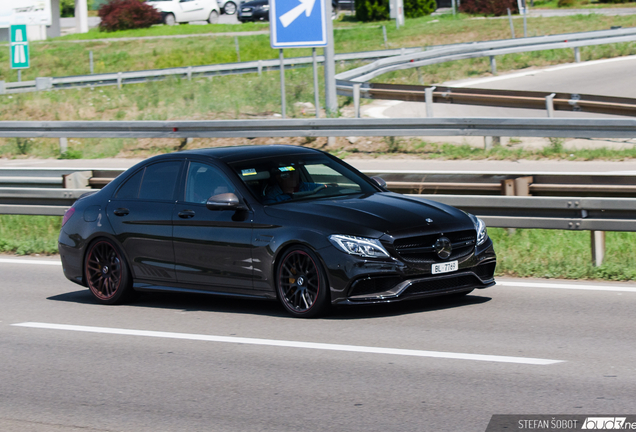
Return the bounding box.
[62,207,76,227]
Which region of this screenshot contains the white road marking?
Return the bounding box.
[0,258,62,266]
[12,322,563,365]
[497,280,636,293]
[446,55,636,88]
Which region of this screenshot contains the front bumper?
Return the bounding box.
[321,238,497,305]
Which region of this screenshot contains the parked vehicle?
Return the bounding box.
[237,0,339,23]
[145,0,220,25]
[58,145,496,318]
[237,0,269,22]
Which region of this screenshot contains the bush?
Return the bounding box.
[405,0,436,18]
[98,0,161,32]
[355,0,390,21]
[459,0,518,16]
[557,0,576,6]
[355,0,435,21]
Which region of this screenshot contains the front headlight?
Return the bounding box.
[328,235,390,258]
[468,214,488,246]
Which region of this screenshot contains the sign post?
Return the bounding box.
[270,0,335,117]
[10,24,29,81]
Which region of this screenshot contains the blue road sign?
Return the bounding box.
[270,0,327,48]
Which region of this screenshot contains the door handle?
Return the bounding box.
[113,208,129,216]
[178,210,196,219]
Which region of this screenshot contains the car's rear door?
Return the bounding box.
[107,160,183,283]
[172,160,255,293]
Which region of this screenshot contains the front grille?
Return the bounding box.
[349,276,402,297]
[403,274,484,296]
[392,229,476,264]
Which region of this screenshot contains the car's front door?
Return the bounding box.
[178,0,206,21]
[106,160,183,283]
[172,161,255,293]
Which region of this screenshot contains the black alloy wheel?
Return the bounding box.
[85,239,134,305]
[277,247,329,318]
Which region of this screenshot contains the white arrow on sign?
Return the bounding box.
[279,0,316,28]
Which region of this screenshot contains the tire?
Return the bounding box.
[207,10,219,24]
[84,239,134,305]
[223,1,237,15]
[276,246,330,318]
[164,13,176,26]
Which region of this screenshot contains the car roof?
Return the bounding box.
[165,145,323,164]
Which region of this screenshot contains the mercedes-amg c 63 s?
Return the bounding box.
[59,145,496,317]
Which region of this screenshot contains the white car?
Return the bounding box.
[146,0,221,25]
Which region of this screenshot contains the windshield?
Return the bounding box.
[229,154,377,204]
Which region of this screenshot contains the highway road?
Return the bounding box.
[1,256,635,431]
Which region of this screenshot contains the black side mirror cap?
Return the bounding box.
[206,193,247,211]
[371,176,387,189]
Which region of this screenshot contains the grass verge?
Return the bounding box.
[2,216,634,282]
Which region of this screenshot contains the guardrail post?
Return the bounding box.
[507,8,515,38]
[258,60,263,76]
[484,136,500,150]
[425,86,435,118]
[574,47,581,63]
[546,93,556,117]
[353,83,361,118]
[187,66,193,81]
[0,80,5,95]
[490,56,497,75]
[382,25,388,49]
[59,137,68,154]
[117,72,123,90]
[35,77,53,91]
[591,230,606,267]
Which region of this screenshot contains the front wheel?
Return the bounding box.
[277,247,330,318]
[163,13,176,25]
[85,239,134,305]
[207,10,219,24]
[223,1,237,15]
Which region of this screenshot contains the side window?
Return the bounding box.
[115,169,144,200]
[138,161,181,201]
[185,162,235,204]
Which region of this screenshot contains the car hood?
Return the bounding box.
[263,192,474,238]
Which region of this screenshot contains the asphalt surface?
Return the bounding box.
[1,257,635,431]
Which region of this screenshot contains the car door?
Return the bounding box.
[172,160,255,293]
[106,160,183,283]
[178,0,206,21]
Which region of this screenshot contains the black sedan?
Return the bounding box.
[58,146,496,318]
[237,0,269,22]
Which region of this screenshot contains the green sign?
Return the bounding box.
[10,25,30,69]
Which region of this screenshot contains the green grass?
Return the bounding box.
[2,217,634,282]
[490,228,636,281]
[0,215,62,255]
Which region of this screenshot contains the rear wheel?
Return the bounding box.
[277,247,330,318]
[207,10,219,23]
[85,239,134,305]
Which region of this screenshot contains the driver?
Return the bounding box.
[264,167,325,203]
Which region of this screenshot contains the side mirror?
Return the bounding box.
[206,193,246,211]
[371,176,387,188]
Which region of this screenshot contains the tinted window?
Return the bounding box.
[184,162,235,204]
[115,169,143,199]
[138,161,181,201]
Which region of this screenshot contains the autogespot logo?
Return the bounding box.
[582,418,632,430]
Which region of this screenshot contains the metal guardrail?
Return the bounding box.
[337,83,636,117]
[0,48,422,94]
[0,118,635,138]
[335,27,636,82]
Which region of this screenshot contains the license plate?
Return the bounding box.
[432,260,458,275]
[241,11,252,15]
